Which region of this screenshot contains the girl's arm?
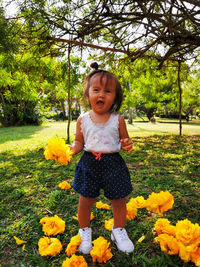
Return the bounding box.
[70,116,84,155]
[118,115,133,153]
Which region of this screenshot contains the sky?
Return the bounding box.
[2,0,18,17]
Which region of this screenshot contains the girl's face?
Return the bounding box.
[88,74,116,114]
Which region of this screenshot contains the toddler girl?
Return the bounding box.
[70,62,134,254]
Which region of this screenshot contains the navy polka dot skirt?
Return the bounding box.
[72,151,133,200]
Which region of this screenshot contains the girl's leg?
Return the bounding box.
[78,195,96,228]
[110,197,134,253]
[111,197,126,228]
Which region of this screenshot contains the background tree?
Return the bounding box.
[9,0,200,67]
[182,69,200,121]
[0,52,51,126]
[107,56,185,122]
[2,0,200,134]
[60,55,86,119]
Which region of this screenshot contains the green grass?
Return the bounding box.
[0,120,199,266]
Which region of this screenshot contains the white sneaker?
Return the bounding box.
[78,227,92,254]
[111,227,134,253]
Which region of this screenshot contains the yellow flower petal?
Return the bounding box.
[38,236,62,257]
[154,218,176,236]
[105,218,114,231]
[145,191,174,216]
[44,138,73,165]
[137,235,146,243]
[65,234,81,257]
[62,254,88,267]
[58,181,71,190]
[126,199,137,220]
[154,234,179,255]
[175,219,200,247]
[73,213,94,221]
[22,245,28,252]
[191,247,200,267]
[40,215,65,236]
[90,212,94,221]
[96,201,110,210]
[129,196,146,209]
[90,236,113,263]
[14,236,27,245]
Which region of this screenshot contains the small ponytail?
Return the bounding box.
[90,62,99,70]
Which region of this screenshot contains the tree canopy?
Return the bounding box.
[9,0,200,67]
[1,0,200,130]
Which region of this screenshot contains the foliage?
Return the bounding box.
[60,56,86,119]
[0,122,199,266]
[0,53,45,125]
[0,49,87,126]
[182,70,200,120]
[0,6,21,54]
[107,56,191,121]
[7,0,200,67]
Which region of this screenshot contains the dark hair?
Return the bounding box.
[83,62,123,112]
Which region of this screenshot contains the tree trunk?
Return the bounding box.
[128,108,133,124]
[178,61,182,136]
[61,100,66,119]
[67,46,71,143]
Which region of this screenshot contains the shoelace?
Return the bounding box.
[115,228,129,241]
[81,229,91,241]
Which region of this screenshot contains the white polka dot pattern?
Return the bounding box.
[72,152,132,200]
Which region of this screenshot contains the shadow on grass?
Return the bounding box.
[0,135,199,266]
[125,135,200,222]
[0,124,51,144]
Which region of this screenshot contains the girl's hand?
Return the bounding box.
[69,140,84,155]
[121,138,133,153]
[68,145,75,156]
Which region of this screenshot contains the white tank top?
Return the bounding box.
[81,112,121,153]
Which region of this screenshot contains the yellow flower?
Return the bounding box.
[62,254,88,267]
[175,219,200,247]
[14,236,27,245]
[65,234,81,257]
[73,212,94,221]
[105,218,114,231]
[44,138,73,165]
[126,199,137,220]
[90,236,113,263]
[154,234,179,255]
[38,236,62,256]
[175,219,200,263]
[154,218,176,236]
[90,212,94,220]
[58,181,71,190]
[40,215,65,236]
[191,247,200,267]
[145,191,174,216]
[178,242,194,263]
[96,201,110,210]
[129,196,146,209]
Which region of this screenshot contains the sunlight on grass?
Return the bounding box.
[127,121,200,137]
[0,121,76,153]
[162,153,183,159]
[0,120,199,267]
[0,120,199,154]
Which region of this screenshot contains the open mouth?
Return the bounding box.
[96,101,104,106]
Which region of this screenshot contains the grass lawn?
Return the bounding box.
[0,120,199,266]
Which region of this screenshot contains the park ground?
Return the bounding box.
[0,119,199,266]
